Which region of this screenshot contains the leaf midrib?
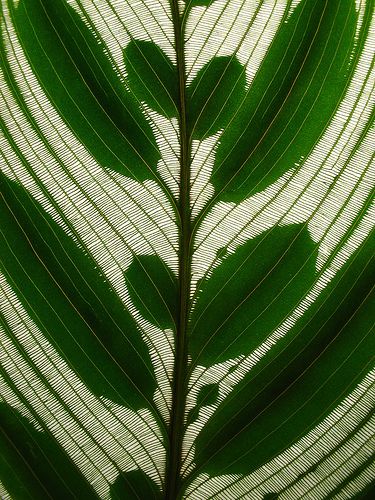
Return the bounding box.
[165,1,191,498]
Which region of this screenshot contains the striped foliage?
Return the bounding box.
[0,0,374,498]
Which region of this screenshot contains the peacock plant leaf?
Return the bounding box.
[0,0,374,498]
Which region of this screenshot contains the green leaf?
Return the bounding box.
[187,56,246,139]
[190,225,318,363]
[210,0,362,202]
[0,403,97,499]
[111,471,163,500]
[11,0,161,181]
[193,231,375,477]
[0,0,374,498]
[0,172,157,409]
[126,255,178,330]
[124,40,179,119]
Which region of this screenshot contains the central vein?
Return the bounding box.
[166,1,191,498]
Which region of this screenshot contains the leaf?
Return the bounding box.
[111,471,163,500]
[0,403,97,499]
[190,225,318,363]
[0,0,374,498]
[192,231,375,476]
[187,56,246,139]
[0,172,157,409]
[209,0,362,201]
[124,40,179,119]
[11,0,161,181]
[126,255,178,330]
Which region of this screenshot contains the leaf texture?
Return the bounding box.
[0,0,374,498]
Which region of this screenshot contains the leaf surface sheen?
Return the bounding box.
[0,0,374,498]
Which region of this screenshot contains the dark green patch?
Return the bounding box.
[190,225,317,364]
[12,0,160,181]
[124,40,178,118]
[0,173,157,410]
[126,255,178,330]
[110,470,162,500]
[193,229,375,477]
[187,0,216,7]
[187,56,246,140]
[0,403,97,499]
[210,0,361,202]
[352,481,375,500]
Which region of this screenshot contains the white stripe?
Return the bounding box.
[142,104,180,198]
[190,131,222,217]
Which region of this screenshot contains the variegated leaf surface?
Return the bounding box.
[0,0,374,498]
